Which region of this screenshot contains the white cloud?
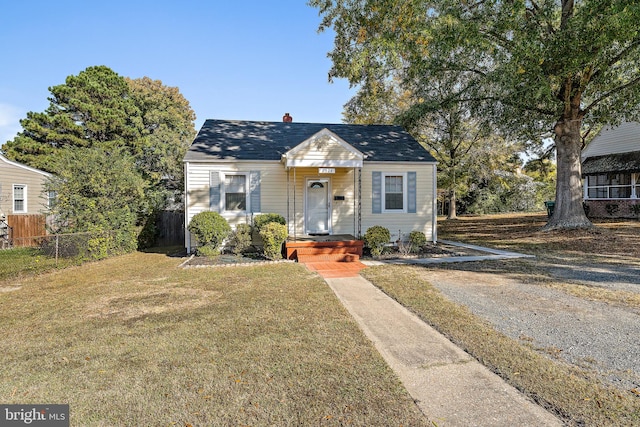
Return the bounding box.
[0,103,24,147]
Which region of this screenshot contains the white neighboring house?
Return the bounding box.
[0,153,52,217]
[183,119,438,254]
[581,121,640,218]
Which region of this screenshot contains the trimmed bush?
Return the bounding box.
[196,245,221,257]
[188,211,231,256]
[229,223,253,256]
[364,225,390,257]
[254,213,286,231]
[259,222,288,260]
[409,231,427,253]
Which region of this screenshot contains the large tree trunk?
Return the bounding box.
[544,118,592,230]
[447,188,457,219]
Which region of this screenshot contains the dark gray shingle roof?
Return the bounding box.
[185,119,436,163]
[582,150,640,176]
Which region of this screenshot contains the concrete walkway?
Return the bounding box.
[325,275,561,426]
[322,242,561,426]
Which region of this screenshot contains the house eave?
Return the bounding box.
[283,159,364,168]
[581,150,640,176]
[0,154,51,177]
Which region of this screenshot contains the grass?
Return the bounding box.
[0,251,430,426]
[438,212,640,259]
[0,247,82,281]
[4,213,639,425]
[437,213,640,311]
[361,265,640,426]
[355,213,640,426]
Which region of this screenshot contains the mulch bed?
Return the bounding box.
[183,242,487,267]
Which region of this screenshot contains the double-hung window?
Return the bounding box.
[13,185,26,213]
[224,174,247,211]
[383,173,407,212]
[48,191,57,209]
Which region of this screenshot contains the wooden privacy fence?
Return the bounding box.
[7,214,47,247]
[2,212,185,249]
[156,210,185,246]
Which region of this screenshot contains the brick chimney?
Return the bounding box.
[282,113,293,122]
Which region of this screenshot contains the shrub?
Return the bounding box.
[364,225,390,257]
[409,231,427,253]
[254,213,286,231]
[259,222,288,260]
[196,245,221,257]
[188,211,231,255]
[229,223,253,256]
[605,203,619,216]
[137,211,159,249]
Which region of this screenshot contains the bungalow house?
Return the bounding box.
[581,121,640,218]
[0,153,51,245]
[184,119,438,255]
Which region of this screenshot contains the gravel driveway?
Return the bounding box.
[421,261,640,392]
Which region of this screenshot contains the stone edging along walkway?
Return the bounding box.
[178,254,295,269]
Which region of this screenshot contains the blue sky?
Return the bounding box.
[0,1,354,146]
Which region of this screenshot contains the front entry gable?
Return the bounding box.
[282,128,364,168]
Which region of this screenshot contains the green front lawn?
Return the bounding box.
[0,252,429,426]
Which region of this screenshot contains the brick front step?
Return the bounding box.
[297,253,360,263]
[304,261,367,278]
[285,240,364,260]
[295,247,358,255]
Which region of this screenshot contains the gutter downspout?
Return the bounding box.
[184,161,191,253]
[432,163,438,243]
[293,167,297,241]
[287,168,290,235]
[353,167,356,236]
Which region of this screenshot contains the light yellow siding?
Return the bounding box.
[185,160,437,248]
[287,134,362,165]
[0,156,50,215]
[361,163,436,242]
[186,161,287,227]
[284,167,359,237]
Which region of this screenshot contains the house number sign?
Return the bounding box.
[319,168,335,174]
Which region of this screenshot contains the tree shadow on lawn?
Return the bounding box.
[139,245,188,258]
[420,256,640,293]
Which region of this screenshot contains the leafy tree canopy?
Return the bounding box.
[2,66,196,211]
[3,66,142,169]
[2,65,196,250]
[47,146,146,257]
[312,0,640,229]
[126,76,196,200]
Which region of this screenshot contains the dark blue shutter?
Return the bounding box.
[250,171,261,213]
[209,171,221,212]
[407,172,417,213]
[372,171,382,214]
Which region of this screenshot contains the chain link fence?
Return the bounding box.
[3,231,126,264]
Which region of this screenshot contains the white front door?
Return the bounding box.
[306,178,331,234]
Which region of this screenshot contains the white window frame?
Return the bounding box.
[222,172,249,214]
[13,184,27,213]
[585,172,637,200]
[382,172,408,213]
[47,191,57,209]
